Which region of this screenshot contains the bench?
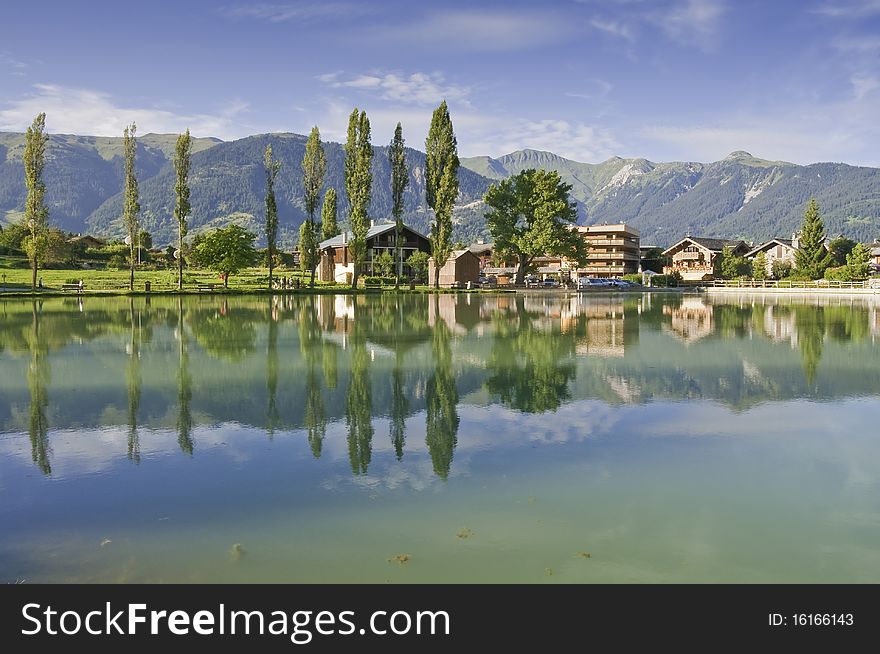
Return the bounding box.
[61,283,83,293]
[197,283,217,292]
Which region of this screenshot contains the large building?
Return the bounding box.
[317,222,431,283]
[572,223,641,278]
[662,236,749,281]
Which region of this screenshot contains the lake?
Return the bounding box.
[1,292,879,583]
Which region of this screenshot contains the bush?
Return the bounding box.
[106,255,129,270]
[622,274,643,284]
[363,276,383,286]
[381,277,396,286]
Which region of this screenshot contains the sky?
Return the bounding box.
[1,0,879,166]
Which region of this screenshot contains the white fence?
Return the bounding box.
[709,279,880,290]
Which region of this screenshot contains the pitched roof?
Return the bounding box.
[687,237,747,251]
[745,239,796,258]
[662,236,746,255]
[468,242,493,254]
[318,222,428,249]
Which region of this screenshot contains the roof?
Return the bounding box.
[468,242,493,254]
[745,239,796,258]
[318,222,428,249]
[429,249,477,261]
[663,236,747,255]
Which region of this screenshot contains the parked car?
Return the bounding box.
[578,277,612,289]
[542,278,559,288]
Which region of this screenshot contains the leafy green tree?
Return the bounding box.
[263,144,281,290]
[845,242,872,280]
[174,129,192,290]
[344,109,373,288]
[425,101,459,288]
[771,259,792,279]
[195,225,257,287]
[122,123,140,291]
[298,220,319,277]
[828,236,856,267]
[406,250,429,282]
[752,251,768,280]
[22,112,50,290]
[0,221,29,254]
[321,188,339,241]
[717,246,749,279]
[389,122,409,288]
[301,127,326,287]
[483,168,588,285]
[374,250,394,278]
[794,198,832,279]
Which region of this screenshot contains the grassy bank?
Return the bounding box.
[0,265,508,297]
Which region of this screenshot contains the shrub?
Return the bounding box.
[106,254,129,270]
[363,276,383,286]
[622,274,643,284]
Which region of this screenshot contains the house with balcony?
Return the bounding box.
[662,236,749,281]
[317,222,431,283]
[571,223,641,278]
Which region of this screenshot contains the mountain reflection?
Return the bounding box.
[2,292,879,477]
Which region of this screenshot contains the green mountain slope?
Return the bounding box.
[3,129,880,247]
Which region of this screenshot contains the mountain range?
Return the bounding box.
[2,131,879,248]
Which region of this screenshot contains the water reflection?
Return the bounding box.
[2,292,880,479]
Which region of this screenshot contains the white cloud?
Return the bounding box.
[650,0,726,51]
[565,78,613,100]
[813,0,880,17]
[0,85,251,139]
[590,18,636,41]
[464,117,621,162]
[317,71,470,106]
[851,74,880,100]
[367,10,578,53]
[221,2,369,22]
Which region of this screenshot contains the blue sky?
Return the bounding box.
[1,0,879,165]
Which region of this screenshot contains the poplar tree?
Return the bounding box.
[174,129,192,290]
[425,101,459,288]
[389,122,408,288]
[22,112,49,290]
[344,108,372,289]
[794,198,832,279]
[301,126,326,287]
[122,123,140,291]
[263,144,281,290]
[321,188,339,241]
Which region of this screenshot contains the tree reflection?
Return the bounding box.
[299,297,327,458]
[345,313,373,474]
[266,298,280,439]
[485,297,576,413]
[177,298,194,455]
[793,304,824,386]
[126,298,142,463]
[27,302,51,475]
[425,297,459,479]
[189,299,257,361]
[390,358,407,461]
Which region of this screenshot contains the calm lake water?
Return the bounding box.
[1,292,879,583]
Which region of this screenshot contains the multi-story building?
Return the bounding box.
[317,222,431,283]
[572,223,641,278]
[662,236,749,281]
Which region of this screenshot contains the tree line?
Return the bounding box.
[15,101,464,290]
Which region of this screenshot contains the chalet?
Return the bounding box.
[316,222,431,283]
[67,234,107,249]
[468,242,494,268]
[745,236,799,275]
[428,249,481,287]
[662,236,749,281]
[871,241,880,271]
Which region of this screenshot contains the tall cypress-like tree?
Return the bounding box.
[344,108,372,289]
[122,123,140,291]
[389,122,408,288]
[301,126,326,288]
[22,112,49,290]
[321,188,339,241]
[263,144,281,290]
[795,198,832,279]
[425,101,459,288]
[174,129,192,290]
